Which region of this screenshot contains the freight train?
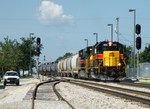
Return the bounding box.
[38,40,126,80]
[38,62,58,77]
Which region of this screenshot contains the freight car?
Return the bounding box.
[38,62,58,77]
[57,41,126,80]
[57,53,79,78]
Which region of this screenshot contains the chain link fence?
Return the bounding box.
[126,63,150,78]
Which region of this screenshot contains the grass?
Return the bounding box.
[139,78,150,84]
[140,82,150,84]
[142,78,150,80]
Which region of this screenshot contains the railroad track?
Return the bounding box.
[67,79,150,105]
[118,82,150,89]
[62,77,150,89]
[53,80,75,109]
[31,79,75,109]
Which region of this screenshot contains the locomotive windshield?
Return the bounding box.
[96,41,124,54]
[103,44,123,52]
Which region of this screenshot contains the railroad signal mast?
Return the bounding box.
[36,37,41,56]
[36,37,41,78]
[135,24,141,79]
[136,24,141,50]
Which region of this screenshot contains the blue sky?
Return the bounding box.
[0,0,150,62]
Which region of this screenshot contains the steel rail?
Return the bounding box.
[70,79,150,98]
[63,77,150,89]
[69,80,150,105]
[53,80,75,109]
[31,79,60,109]
[118,82,150,89]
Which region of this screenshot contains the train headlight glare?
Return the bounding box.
[95,48,97,54]
[109,41,112,46]
[118,63,121,66]
[105,63,108,66]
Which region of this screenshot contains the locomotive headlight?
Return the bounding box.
[105,63,109,66]
[118,63,121,66]
[94,48,97,54]
[108,41,112,46]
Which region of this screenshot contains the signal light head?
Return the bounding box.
[136,37,141,50]
[36,47,40,56]
[37,37,41,45]
[136,24,141,35]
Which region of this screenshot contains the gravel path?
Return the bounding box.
[56,82,150,109]
[0,78,39,109]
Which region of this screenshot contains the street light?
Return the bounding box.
[116,17,119,42]
[93,33,98,43]
[129,9,136,70]
[107,24,113,41]
[29,33,34,75]
[84,39,88,47]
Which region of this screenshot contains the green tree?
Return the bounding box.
[0,36,43,76]
[63,52,73,58]
[19,36,41,75]
[124,45,132,65]
[55,52,73,63]
[0,37,22,74]
[139,44,150,63]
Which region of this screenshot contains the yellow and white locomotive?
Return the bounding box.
[78,41,126,80]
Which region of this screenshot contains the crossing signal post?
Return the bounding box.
[135,24,141,79]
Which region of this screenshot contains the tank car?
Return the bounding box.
[70,53,79,78]
[38,63,47,75]
[57,53,79,78]
[49,62,57,77]
[66,56,72,77]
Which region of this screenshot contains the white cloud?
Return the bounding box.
[37,0,74,25]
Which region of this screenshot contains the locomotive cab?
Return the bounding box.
[78,46,92,78]
[84,46,92,72]
[93,41,126,79]
[79,49,86,69]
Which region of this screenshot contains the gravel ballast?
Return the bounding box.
[56,82,150,109]
[0,78,150,109]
